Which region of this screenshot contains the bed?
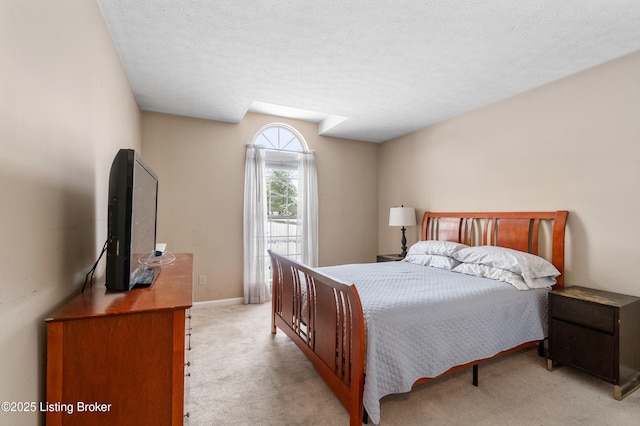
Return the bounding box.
[269,211,568,425]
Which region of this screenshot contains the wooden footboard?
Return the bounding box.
[269,251,365,426]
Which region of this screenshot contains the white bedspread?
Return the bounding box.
[318,261,548,425]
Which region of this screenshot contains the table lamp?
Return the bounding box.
[389,206,416,257]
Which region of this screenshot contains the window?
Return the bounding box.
[254,125,308,263]
[254,124,306,152]
[243,124,318,303]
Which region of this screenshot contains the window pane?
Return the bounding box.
[265,165,300,259]
[254,124,306,152]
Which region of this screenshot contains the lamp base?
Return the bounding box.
[400,226,408,258]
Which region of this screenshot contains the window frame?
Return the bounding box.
[252,123,309,265]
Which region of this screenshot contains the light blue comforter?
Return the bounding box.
[318,261,548,425]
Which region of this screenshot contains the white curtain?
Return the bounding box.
[243,145,268,304]
[298,151,318,267]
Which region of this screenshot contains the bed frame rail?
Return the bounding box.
[269,251,365,426]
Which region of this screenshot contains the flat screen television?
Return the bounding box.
[106,149,159,291]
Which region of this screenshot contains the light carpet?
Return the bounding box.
[187,302,640,425]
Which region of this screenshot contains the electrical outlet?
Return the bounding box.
[198,275,206,286]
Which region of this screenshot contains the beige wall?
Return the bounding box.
[378,51,640,297]
[142,112,378,302]
[0,1,140,424]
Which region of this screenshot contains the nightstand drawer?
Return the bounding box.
[551,319,616,382]
[550,295,615,334]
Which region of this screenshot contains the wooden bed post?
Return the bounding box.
[269,250,279,334]
[551,210,568,289]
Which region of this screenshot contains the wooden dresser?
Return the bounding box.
[547,286,640,400]
[46,253,193,425]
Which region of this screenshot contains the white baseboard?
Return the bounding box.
[192,297,244,309]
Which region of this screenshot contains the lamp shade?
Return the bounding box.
[389,206,416,227]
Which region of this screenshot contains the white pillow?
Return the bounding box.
[406,240,468,257]
[526,276,557,289]
[402,254,461,270]
[452,263,529,290]
[451,245,560,286]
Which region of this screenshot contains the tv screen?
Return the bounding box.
[106,149,159,291]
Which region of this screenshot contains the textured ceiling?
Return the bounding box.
[97,1,640,143]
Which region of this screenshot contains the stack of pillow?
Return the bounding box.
[402,240,560,290]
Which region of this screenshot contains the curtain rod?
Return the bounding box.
[246,144,316,155]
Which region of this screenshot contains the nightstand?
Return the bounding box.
[547,286,640,400]
[377,254,404,262]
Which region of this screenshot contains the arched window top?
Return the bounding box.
[252,123,309,152]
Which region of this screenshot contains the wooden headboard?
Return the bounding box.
[421,211,569,288]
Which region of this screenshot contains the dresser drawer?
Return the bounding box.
[550,319,616,382]
[550,295,615,334]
